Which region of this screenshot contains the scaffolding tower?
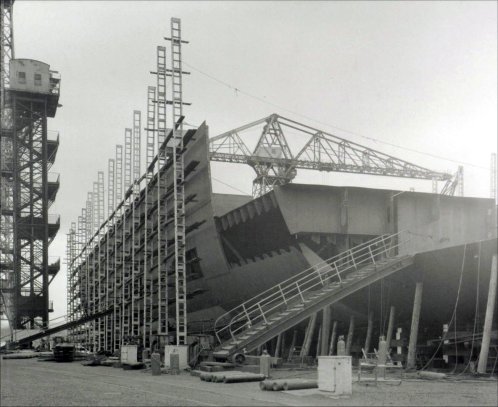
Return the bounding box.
[156,45,169,338]
[167,17,187,345]
[66,17,193,353]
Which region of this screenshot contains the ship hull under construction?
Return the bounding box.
[66,122,497,368]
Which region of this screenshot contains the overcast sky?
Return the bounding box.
[3,0,496,331]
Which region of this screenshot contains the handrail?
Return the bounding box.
[214,230,421,345]
[216,233,390,325]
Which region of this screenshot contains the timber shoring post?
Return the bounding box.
[275,333,282,358]
[300,313,317,357]
[407,282,424,370]
[288,330,297,361]
[328,321,337,355]
[280,332,285,360]
[386,306,395,352]
[478,254,497,374]
[321,305,331,356]
[364,311,373,353]
[316,326,322,358]
[346,315,355,355]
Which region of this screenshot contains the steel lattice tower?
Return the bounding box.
[0,0,15,332]
[3,70,61,329]
[1,0,62,333]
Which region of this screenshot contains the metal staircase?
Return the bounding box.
[213,231,416,361]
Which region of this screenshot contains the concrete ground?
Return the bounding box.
[1,358,497,406]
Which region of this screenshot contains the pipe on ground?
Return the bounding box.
[223,374,266,383]
[283,379,318,391]
[417,371,447,380]
[260,378,318,391]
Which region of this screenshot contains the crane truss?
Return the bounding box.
[209,114,454,197]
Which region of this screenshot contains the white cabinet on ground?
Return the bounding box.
[317,356,352,396]
[164,345,188,369]
[120,345,138,364]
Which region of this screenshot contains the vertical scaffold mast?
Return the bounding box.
[143,86,156,346]
[156,45,168,337]
[106,157,115,350]
[114,144,123,350]
[167,17,187,346]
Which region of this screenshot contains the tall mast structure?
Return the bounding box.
[1,0,62,331]
[0,0,14,105]
[0,0,15,331]
[167,17,188,346]
[155,45,169,337]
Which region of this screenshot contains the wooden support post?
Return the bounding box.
[275,333,282,358]
[386,306,395,352]
[407,282,424,370]
[377,336,387,377]
[328,321,338,355]
[280,332,287,358]
[364,311,373,354]
[321,306,331,356]
[478,254,497,374]
[316,326,322,358]
[300,313,317,357]
[396,328,403,357]
[346,315,355,355]
[270,337,276,355]
[280,332,286,360]
[288,330,297,361]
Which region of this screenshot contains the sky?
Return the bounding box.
[2,0,497,332]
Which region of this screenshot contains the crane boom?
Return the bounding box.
[209,114,453,196]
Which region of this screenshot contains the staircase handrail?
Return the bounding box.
[227,235,401,337]
[214,233,390,328]
[214,230,413,344]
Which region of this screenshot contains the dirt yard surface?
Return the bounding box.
[1,358,496,406]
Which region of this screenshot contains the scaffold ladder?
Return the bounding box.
[168,17,187,346]
[143,86,156,346]
[114,145,123,350]
[156,45,168,336]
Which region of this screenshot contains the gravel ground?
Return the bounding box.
[1,358,497,406]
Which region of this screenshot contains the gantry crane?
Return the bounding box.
[209,114,457,197]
